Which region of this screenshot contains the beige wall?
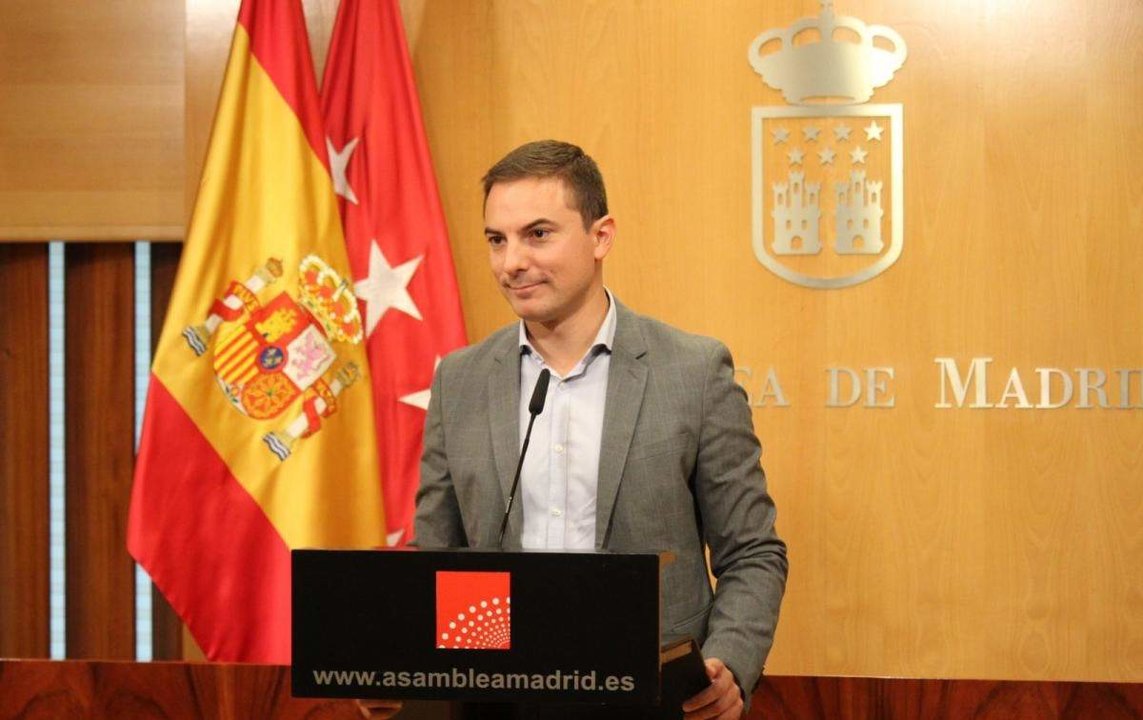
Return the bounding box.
[0,1,184,240]
[392,0,1143,681]
[7,0,1141,680]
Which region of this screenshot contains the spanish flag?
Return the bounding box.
[128,0,385,663]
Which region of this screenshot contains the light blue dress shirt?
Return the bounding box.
[517,291,617,550]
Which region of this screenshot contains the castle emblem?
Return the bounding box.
[182,255,365,460]
[748,0,907,289]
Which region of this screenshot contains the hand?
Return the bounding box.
[354,698,403,719]
[681,658,743,720]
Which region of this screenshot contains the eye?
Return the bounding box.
[487,235,505,247]
[530,228,550,240]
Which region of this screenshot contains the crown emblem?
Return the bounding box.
[297,254,364,344]
[748,0,907,105]
[747,2,908,289]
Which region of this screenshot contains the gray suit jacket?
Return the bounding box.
[415,300,787,697]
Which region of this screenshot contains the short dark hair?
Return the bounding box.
[481,140,608,229]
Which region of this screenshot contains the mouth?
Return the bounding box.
[504,281,543,294]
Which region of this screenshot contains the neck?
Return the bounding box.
[525,287,609,376]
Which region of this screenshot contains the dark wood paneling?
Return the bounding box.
[750,676,1143,720]
[149,590,183,663]
[148,242,181,344]
[0,659,361,719]
[148,240,184,661]
[0,243,50,658]
[2,664,1140,720]
[64,243,136,659]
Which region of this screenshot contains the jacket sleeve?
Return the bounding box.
[413,360,468,548]
[694,341,788,702]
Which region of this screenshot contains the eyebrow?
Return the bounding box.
[522,218,556,232]
[483,218,557,237]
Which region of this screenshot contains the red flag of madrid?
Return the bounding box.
[321,0,467,546]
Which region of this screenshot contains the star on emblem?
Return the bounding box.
[850,146,868,164]
[818,147,836,165]
[354,241,423,336]
[864,121,884,142]
[771,127,790,144]
[787,148,805,165]
[802,126,820,142]
[399,356,441,411]
[327,136,360,205]
[834,125,852,142]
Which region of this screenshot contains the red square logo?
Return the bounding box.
[435,571,511,650]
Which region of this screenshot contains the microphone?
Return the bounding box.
[498,368,551,548]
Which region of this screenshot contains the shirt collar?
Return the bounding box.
[518,288,617,360]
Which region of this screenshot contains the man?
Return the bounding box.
[414,140,787,719]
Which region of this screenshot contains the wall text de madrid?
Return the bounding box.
[734,358,1143,409]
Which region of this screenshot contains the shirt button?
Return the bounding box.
[553,443,565,454]
[550,508,563,517]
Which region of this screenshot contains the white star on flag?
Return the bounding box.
[399,356,441,411]
[864,121,884,142]
[354,240,423,336]
[850,146,868,164]
[327,136,360,205]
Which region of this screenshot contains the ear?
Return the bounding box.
[592,215,615,261]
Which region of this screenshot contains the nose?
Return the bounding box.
[501,237,528,276]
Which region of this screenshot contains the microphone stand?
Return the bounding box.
[497,368,551,548]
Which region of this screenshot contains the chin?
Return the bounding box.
[511,302,555,325]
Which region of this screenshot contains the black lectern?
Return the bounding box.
[292,548,674,707]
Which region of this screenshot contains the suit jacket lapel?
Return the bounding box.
[596,303,648,548]
[489,331,521,543]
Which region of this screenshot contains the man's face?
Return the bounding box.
[484,176,612,326]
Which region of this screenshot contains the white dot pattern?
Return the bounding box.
[438,595,511,649]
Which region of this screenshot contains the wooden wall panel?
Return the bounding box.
[148,242,184,661]
[178,0,1142,682]
[184,0,240,218]
[0,1,185,241]
[1,662,1139,720]
[0,244,50,658]
[395,0,1143,682]
[63,243,136,658]
[0,660,363,720]
[0,0,1135,677]
[750,676,1143,720]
